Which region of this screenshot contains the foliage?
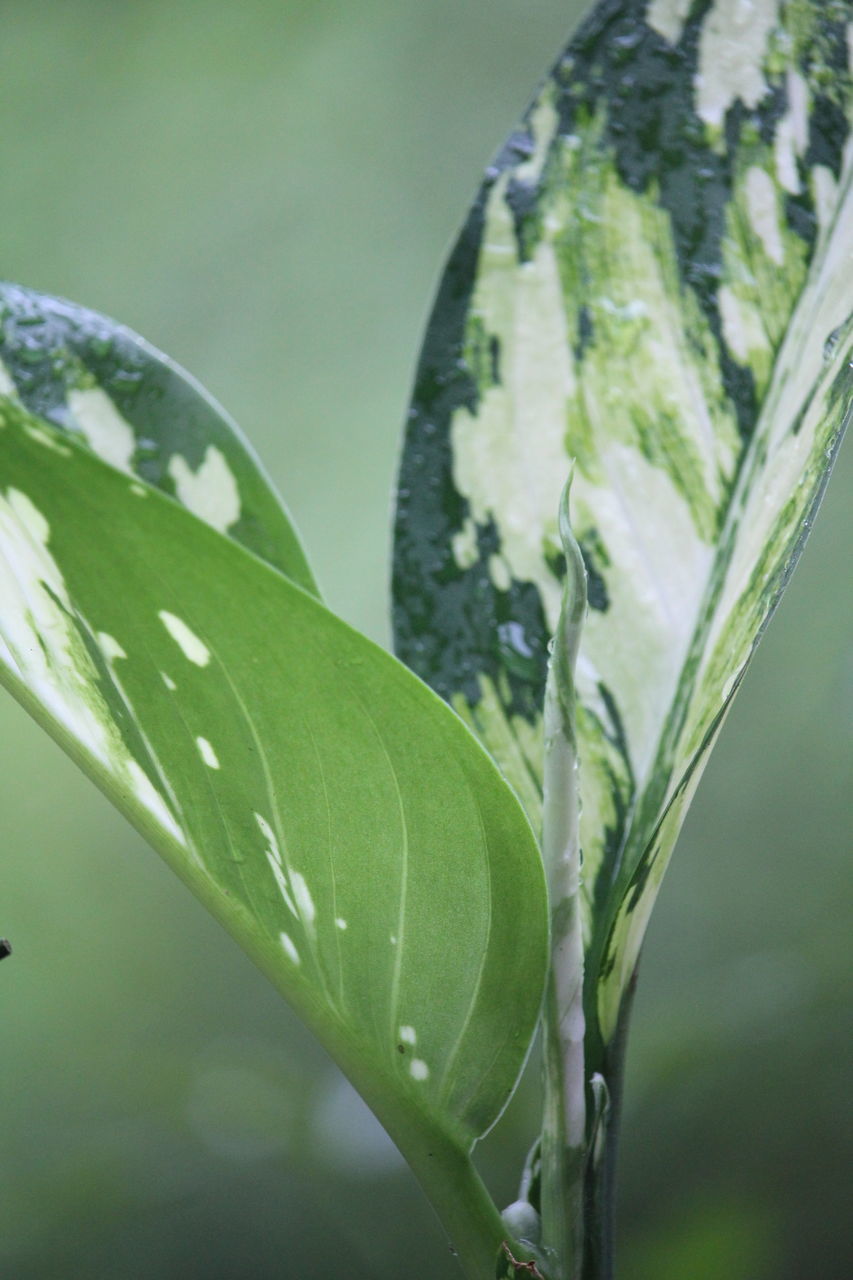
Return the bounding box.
[394,0,851,1075]
[0,1,849,1277]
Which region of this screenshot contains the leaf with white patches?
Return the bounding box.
[0,405,548,1251]
[0,281,316,593]
[392,0,850,1077]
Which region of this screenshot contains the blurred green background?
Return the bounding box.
[0,2,849,1277]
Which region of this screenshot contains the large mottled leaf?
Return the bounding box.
[0,282,316,593]
[0,402,548,1255]
[393,0,851,1059]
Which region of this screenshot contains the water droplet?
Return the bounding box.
[822,325,842,362]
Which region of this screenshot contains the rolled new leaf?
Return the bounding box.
[392,0,851,1074]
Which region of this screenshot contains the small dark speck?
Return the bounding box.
[396,1043,405,1054]
[0,939,12,960]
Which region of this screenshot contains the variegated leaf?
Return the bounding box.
[0,281,316,592]
[392,0,851,1059]
[0,399,549,1276]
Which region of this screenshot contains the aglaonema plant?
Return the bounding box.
[0,1,849,1276]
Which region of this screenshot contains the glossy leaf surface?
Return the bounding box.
[392,0,851,1052]
[0,281,316,593]
[0,403,548,1166]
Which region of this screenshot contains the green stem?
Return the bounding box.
[401,1128,514,1278]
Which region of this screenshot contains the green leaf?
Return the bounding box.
[0,281,316,593]
[0,400,548,1268]
[392,0,851,1056]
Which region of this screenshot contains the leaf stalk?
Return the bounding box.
[539,479,589,1278]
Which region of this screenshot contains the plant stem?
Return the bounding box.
[539,480,588,1278]
[581,970,637,1280]
[400,1126,516,1279]
[540,716,586,1277]
[541,980,585,1276]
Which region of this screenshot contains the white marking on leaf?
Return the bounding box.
[168,445,241,534]
[774,69,809,194]
[279,932,300,965]
[451,516,478,570]
[24,423,71,455]
[0,488,185,848]
[409,1059,429,1082]
[719,285,770,363]
[196,736,220,769]
[255,811,281,863]
[12,485,51,542]
[514,92,559,187]
[68,387,136,474]
[574,446,714,783]
[694,0,780,129]
[127,762,185,843]
[97,632,127,662]
[290,871,316,928]
[158,611,210,666]
[335,917,348,930]
[267,853,297,916]
[745,166,784,265]
[812,165,839,241]
[488,554,511,592]
[161,671,177,691]
[575,653,620,741]
[647,0,691,45]
[598,296,648,323]
[256,814,299,916]
[451,192,573,632]
[0,359,17,398]
[129,482,147,498]
[398,1025,416,1046]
